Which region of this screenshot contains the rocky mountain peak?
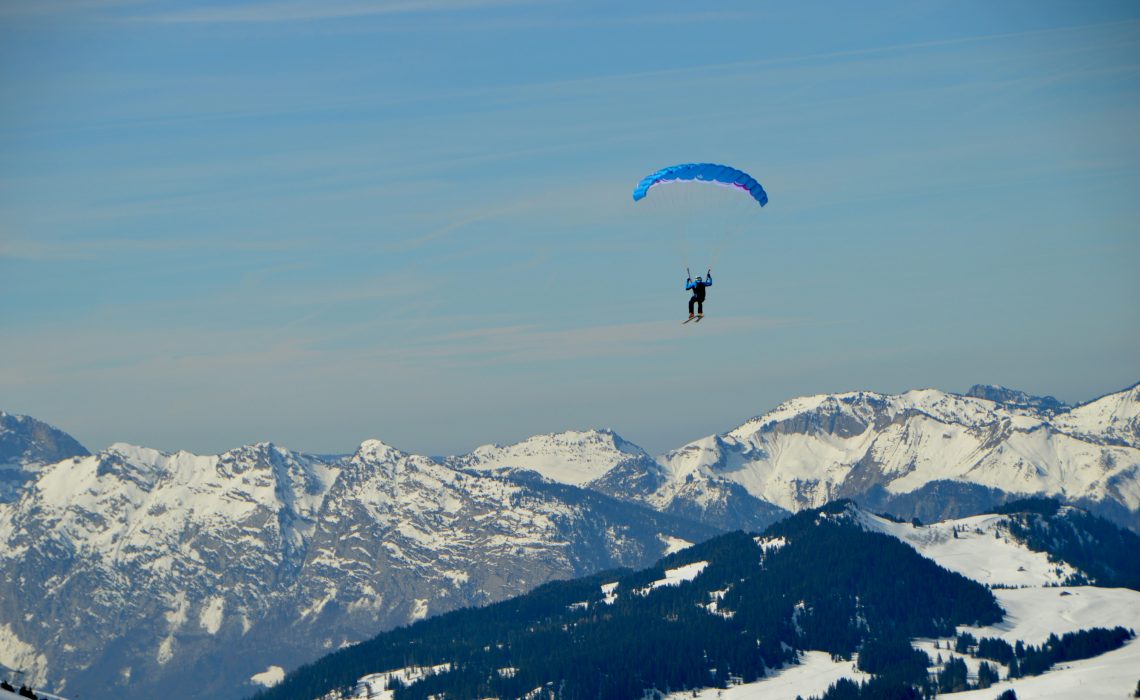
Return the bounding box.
[353,439,408,463]
[964,384,1067,411]
[0,411,90,501]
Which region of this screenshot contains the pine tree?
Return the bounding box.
[977,661,999,689]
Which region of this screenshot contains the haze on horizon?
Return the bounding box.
[2,1,1138,457]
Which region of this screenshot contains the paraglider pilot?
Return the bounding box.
[686,269,712,319]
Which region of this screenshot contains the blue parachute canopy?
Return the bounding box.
[632,163,767,206]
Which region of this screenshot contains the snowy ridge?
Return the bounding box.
[6,441,336,564]
[655,384,1140,517]
[1052,382,1140,448]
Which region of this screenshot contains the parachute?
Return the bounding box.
[632,163,767,207]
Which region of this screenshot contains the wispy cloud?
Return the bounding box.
[134,0,547,24]
[0,0,144,19]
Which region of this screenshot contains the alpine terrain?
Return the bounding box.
[0,381,1137,700]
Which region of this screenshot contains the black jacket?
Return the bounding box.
[686,275,712,301]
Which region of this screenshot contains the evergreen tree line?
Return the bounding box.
[956,626,1135,677]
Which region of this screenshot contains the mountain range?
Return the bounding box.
[0,381,1137,699]
[457,382,1140,531]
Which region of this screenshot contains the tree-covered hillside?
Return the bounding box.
[250,501,1001,700]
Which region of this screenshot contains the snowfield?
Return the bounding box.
[663,651,870,700]
[944,587,1140,700]
[965,586,1140,646]
[250,664,286,688]
[854,510,1079,587]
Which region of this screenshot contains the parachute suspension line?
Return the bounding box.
[670,207,690,273]
[632,162,767,281]
[707,217,753,270]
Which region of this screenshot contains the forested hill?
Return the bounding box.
[250,501,1001,700]
[993,498,1140,590]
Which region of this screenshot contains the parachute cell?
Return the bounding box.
[632,163,767,207]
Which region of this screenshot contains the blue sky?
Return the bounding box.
[2,1,1138,456]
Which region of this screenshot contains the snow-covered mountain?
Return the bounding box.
[452,429,656,486]
[0,438,714,700]
[449,385,1140,532]
[1,380,1137,700]
[653,384,1140,530]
